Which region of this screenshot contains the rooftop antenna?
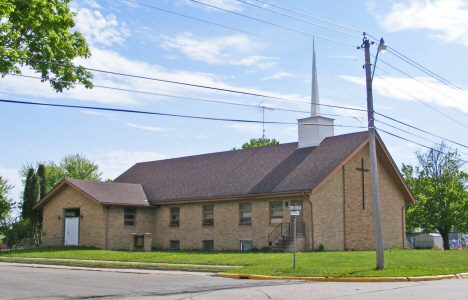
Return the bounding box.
[258,104,274,139]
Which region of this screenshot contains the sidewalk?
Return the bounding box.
[0,256,241,268]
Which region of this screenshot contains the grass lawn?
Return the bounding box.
[1,247,468,278]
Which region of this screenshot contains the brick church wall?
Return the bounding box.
[152,196,311,251]
[343,144,405,251]
[42,186,106,249]
[106,206,155,250]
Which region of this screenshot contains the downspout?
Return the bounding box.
[342,165,346,251]
[302,192,313,251]
[105,206,111,250]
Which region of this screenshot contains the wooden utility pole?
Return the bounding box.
[363,38,385,270]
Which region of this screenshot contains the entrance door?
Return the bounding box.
[290,200,304,234]
[64,217,79,245]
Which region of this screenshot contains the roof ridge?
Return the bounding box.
[133,142,299,166]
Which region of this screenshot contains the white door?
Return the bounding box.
[64,217,79,246]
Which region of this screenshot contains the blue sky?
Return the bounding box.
[2,0,468,208]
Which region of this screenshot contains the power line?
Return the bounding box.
[377,128,468,164]
[0,54,369,113]
[377,57,468,116]
[250,0,363,33]
[375,119,468,156]
[374,72,468,130]
[186,0,357,47]
[121,0,361,61]
[376,112,468,150]
[121,0,310,51]
[387,47,468,99]
[0,98,367,128]
[5,72,367,120]
[234,0,362,39]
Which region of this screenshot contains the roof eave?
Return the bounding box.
[149,190,312,205]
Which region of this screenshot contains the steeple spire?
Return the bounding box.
[311,39,320,117]
[297,40,334,148]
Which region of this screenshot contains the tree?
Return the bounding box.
[0,0,93,92]
[231,138,280,150]
[60,154,102,181]
[37,164,47,199]
[402,143,468,250]
[0,174,14,219]
[20,168,40,239]
[20,153,103,193]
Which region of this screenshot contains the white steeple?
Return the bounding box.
[297,41,335,148]
[311,40,320,117]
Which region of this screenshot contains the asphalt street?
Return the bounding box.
[1,262,467,300]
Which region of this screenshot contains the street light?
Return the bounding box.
[361,35,386,270]
[372,38,387,81]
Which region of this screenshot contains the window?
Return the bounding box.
[124,207,136,226]
[203,240,214,250]
[170,207,180,226]
[169,240,180,250]
[203,205,214,226]
[270,202,283,224]
[240,240,252,251]
[239,203,252,224]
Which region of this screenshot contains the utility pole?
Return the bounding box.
[363,37,385,270]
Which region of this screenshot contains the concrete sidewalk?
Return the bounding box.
[0,261,218,277]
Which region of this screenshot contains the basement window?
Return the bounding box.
[124,207,136,226]
[240,240,253,252]
[169,240,180,250]
[203,240,214,251]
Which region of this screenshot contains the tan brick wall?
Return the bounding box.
[153,196,311,251]
[42,186,106,248]
[311,167,345,251]
[343,145,405,250]
[106,206,155,250]
[42,185,156,250]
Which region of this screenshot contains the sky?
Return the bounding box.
[2,0,468,210]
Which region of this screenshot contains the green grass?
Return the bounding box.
[2,247,468,277]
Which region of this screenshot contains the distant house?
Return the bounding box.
[33,48,415,252]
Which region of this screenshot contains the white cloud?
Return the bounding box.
[182,0,243,12]
[162,33,277,68]
[0,47,305,109]
[74,8,130,46]
[93,150,168,180]
[339,75,468,112]
[224,123,262,133]
[280,126,297,137]
[261,72,295,81]
[125,123,173,132]
[377,0,468,47]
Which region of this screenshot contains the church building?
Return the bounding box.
[33,47,414,252]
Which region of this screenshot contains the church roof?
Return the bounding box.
[114,131,385,203]
[33,179,150,210]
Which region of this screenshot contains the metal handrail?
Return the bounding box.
[268,223,283,248]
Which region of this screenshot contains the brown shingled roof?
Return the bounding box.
[33,179,149,210]
[114,131,372,203]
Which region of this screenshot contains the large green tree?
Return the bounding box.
[402,143,468,250]
[0,174,14,219]
[231,138,280,150]
[20,153,102,193]
[0,0,93,92]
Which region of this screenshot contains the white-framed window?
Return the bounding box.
[239,240,253,251]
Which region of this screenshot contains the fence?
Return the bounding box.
[2,237,63,251]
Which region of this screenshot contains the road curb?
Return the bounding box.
[217,273,468,282]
